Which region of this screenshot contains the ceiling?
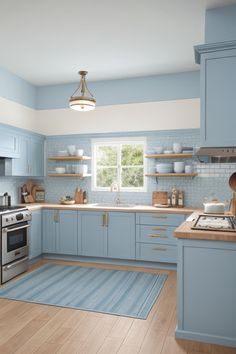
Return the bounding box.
[0,0,236,86]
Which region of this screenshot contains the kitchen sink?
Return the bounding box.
[93,203,136,208]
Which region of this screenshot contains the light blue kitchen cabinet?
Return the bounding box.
[0,124,19,158]
[195,42,236,147]
[30,135,44,176]
[57,210,78,255]
[136,212,186,263]
[107,212,135,260]
[42,209,57,253]
[12,133,44,177]
[29,210,42,259]
[80,211,107,257]
[176,238,236,347]
[42,209,78,255]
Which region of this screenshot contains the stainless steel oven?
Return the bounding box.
[1,207,31,284]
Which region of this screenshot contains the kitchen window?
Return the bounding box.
[92,137,146,191]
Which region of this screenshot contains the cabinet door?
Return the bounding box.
[57,210,78,255]
[81,212,107,257]
[107,212,135,260]
[201,49,236,147]
[29,210,42,259]
[0,126,19,158]
[30,136,44,177]
[42,210,56,253]
[12,135,30,176]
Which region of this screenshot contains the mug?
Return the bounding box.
[173,143,182,154]
[185,165,194,173]
[174,161,185,173]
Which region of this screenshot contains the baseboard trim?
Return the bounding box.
[175,328,236,348]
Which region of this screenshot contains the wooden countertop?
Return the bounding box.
[175,212,236,242]
[22,203,195,214]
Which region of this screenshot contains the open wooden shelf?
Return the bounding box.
[145,153,193,159]
[145,173,198,177]
[48,156,91,161]
[48,173,92,178]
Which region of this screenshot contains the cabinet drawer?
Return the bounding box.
[136,243,177,263]
[136,225,177,245]
[136,212,185,226]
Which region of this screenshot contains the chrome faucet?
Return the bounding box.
[110,182,121,205]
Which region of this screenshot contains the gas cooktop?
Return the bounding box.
[192,215,236,232]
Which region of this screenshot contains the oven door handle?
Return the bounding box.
[3,257,29,271]
[5,224,30,233]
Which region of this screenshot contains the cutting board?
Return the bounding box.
[74,188,84,204]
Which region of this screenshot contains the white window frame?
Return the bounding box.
[91,137,147,192]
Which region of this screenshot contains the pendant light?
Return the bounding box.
[69,71,96,111]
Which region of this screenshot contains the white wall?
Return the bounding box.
[35,98,200,135]
[0,96,36,132]
[0,97,200,135]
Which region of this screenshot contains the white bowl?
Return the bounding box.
[174,161,185,173]
[163,150,174,154]
[76,149,84,156]
[155,147,163,154]
[57,150,68,156]
[67,145,76,156]
[55,167,66,174]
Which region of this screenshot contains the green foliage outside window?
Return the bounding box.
[95,142,144,189]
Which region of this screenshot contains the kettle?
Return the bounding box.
[0,192,11,207]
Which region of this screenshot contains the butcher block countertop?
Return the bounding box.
[175,212,236,242]
[23,202,195,214]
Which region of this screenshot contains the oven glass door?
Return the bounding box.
[2,222,29,265]
[7,222,28,252]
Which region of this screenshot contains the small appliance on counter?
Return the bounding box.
[0,205,32,284]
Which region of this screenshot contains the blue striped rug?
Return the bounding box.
[0,264,167,319]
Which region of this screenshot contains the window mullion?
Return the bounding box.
[118,144,122,188]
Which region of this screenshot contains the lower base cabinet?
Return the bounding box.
[176,239,236,347]
[135,212,186,263]
[80,212,107,257]
[136,243,177,263]
[107,212,135,260]
[80,211,136,260]
[29,210,42,259]
[42,209,78,255]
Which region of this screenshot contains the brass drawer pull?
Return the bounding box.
[151,215,167,219]
[152,247,167,251]
[148,234,168,238]
[151,227,166,231]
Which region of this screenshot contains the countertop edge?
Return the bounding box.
[22,203,196,214]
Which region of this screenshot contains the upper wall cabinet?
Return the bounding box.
[195,41,236,147]
[0,125,19,158]
[12,134,44,177]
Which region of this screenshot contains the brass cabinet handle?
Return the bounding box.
[152,247,167,251]
[151,227,166,231]
[151,215,167,219]
[105,212,108,227]
[148,234,168,238]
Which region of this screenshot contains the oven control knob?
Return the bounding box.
[6,218,8,222]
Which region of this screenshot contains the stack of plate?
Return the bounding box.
[156,163,173,173]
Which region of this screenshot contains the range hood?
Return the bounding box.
[196,147,236,163]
